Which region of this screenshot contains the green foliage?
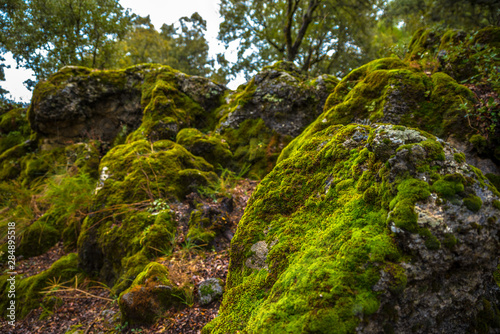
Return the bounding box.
[1,0,133,84]
[383,0,500,36]
[114,13,215,78]
[218,0,382,79]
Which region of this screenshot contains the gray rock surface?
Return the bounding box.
[198,278,224,305]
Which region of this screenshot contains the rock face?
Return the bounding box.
[204,123,500,333]
[28,64,227,147]
[215,61,338,178]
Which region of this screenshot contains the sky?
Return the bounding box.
[2,0,243,103]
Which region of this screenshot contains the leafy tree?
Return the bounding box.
[160,13,213,77]
[114,13,214,79]
[0,53,7,98]
[114,15,170,68]
[383,0,500,35]
[0,0,133,87]
[218,0,383,78]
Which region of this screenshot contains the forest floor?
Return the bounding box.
[0,179,258,334]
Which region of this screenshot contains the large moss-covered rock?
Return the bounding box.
[176,128,233,168]
[28,66,144,145]
[406,27,500,85]
[216,61,338,178]
[282,53,499,175]
[204,123,500,333]
[28,64,227,147]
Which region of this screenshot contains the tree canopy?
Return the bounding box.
[114,13,213,78]
[218,0,384,79]
[383,0,500,35]
[0,0,133,87]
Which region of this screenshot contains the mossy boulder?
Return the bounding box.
[215,61,338,178]
[77,138,218,288]
[204,124,500,333]
[186,202,232,246]
[28,64,227,148]
[118,262,185,325]
[176,128,233,168]
[281,53,499,175]
[28,66,143,145]
[407,27,500,84]
[0,253,81,319]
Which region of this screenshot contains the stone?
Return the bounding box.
[198,278,224,305]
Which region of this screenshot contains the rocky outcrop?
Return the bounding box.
[204,123,500,333]
[28,64,227,147]
[0,27,499,331]
[217,61,337,137]
[28,66,144,144]
[215,61,338,178]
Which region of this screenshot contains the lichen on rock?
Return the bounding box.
[198,278,224,305]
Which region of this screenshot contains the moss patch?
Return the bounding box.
[0,253,81,319]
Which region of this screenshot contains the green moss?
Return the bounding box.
[418,228,441,250]
[221,118,289,179]
[472,299,500,332]
[77,137,216,287]
[0,253,81,319]
[97,139,216,205]
[469,134,487,152]
[205,124,452,333]
[486,173,500,191]
[118,262,185,325]
[389,179,430,232]
[463,195,483,212]
[442,233,458,249]
[493,200,500,210]
[187,209,216,245]
[176,128,233,168]
[454,152,466,164]
[432,174,465,199]
[17,219,60,258]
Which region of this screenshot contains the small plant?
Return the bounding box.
[42,275,114,302]
[147,198,170,214]
[115,321,128,332]
[181,238,204,252]
[172,287,195,308]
